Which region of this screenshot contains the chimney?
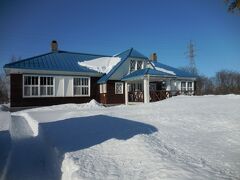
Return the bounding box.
[150,53,157,61]
[51,40,58,52]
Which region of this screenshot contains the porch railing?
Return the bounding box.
[128,91,144,102]
[128,90,195,103]
[150,90,172,102]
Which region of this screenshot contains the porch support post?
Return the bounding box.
[125,82,128,105]
[144,75,150,103]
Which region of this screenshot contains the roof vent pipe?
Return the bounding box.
[51,40,58,52]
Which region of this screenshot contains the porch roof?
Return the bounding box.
[121,68,176,81]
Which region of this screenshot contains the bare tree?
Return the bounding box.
[224,0,240,13]
[0,73,9,103]
[10,55,21,63]
[215,70,240,94]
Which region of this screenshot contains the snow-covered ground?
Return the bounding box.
[0,105,11,179]
[1,95,240,180]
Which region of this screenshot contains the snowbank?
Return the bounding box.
[78,57,121,74]
[13,99,104,136]
[12,95,240,179]
[0,110,11,178]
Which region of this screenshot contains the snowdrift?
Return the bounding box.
[11,96,240,180]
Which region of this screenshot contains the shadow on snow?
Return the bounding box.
[39,115,158,153]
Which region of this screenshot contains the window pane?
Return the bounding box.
[82,78,88,85]
[74,78,80,86]
[137,61,143,70]
[130,60,136,72]
[181,82,186,87]
[24,87,30,96]
[47,77,50,85]
[40,77,47,85]
[32,77,38,85]
[47,87,53,95]
[32,87,38,96]
[24,76,31,85]
[188,82,192,88]
[74,87,81,95]
[82,87,88,95]
[40,87,46,95]
[115,83,123,94]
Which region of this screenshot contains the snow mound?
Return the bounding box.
[87,99,102,107]
[78,57,121,74]
[9,95,240,179]
[0,111,11,177]
[0,104,10,112]
[17,99,103,113]
[13,100,104,136]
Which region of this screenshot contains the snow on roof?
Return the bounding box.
[152,63,176,75]
[78,57,121,74]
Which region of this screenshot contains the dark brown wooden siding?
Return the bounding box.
[105,80,125,104]
[10,74,100,107]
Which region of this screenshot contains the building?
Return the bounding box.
[3,41,196,107]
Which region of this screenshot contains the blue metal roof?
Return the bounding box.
[128,48,148,59]
[4,51,110,74]
[97,48,148,84]
[121,68,176,81]
[152,61,196,78]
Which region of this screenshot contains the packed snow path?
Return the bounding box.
[3,116,58,180]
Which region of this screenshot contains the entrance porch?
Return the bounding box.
[122,68,177,105]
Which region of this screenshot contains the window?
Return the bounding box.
[115,82,123,94]
[188,82,193,91]
[73,77,90,96]
[130,60,144,73]
[100,84,107,93]
[130,60,136,73]
[23,75,54,97]
[129,83,135,92]
[136,83,143,91]
[181,82,186,91]
[24,76,39,97]
[40,77,54,96]
[137,61,143,70]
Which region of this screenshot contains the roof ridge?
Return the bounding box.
[59,50,112,57]
[113,48,133,57]
[129,48,148,59]
[4,51,54,68]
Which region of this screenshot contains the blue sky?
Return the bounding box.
[0,0,239,76]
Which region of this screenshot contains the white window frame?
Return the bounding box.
[73,77,91,97]
[129,59,144,73]
[129,60,136,73]
[40,77,55,97]
[100,83,107,94]
[115,82,124,94]
[187,82,193,91]
[136,60,143,70]
[181,81,187,91]
[23,75,55,98]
